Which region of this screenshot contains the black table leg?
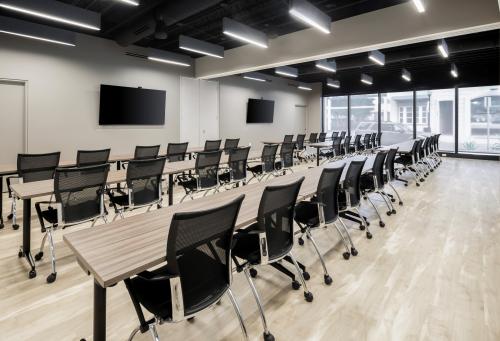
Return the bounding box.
[316,147,320,166]
[19,198,36,278]
[0,176,4,229]
[168,174,174,206]
[94,281,107,341]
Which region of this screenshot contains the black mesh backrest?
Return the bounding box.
[414,139,423,160]
[134,145,160,160]
[17,152,61,183]
[195,150,222,189]
[385,148,399,180]
[283,135,294,143]
[126,157,166,206]
[280,142,295,168]
[376,132,382,146]
[261,144,279,173]
[166,143,188,162]
[435,134,441,149]
[353,135,362,149]
[228,147,250,182]
[363,134,371,148]
[343,159,367,206]
[223,139,240,152]
[257,177,304,260]
[76,149,110,167]
[317,166,344,224]
[332,131,339,139]
[296,134,306,150]
[340,131,346,139]
[343,135,351,150]
[204,140,222,152]
[372,152,387,189]
[409,140,419,160]
[166,195,245,315]
[54,164,109,224]
[332,137,342,156]
[370,132,377,145]
[318,132,327,142]
[308,133,318,143]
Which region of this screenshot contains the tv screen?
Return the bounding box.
[99,85,166,125]
[246,98,274,123]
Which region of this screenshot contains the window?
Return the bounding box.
[350,93,378,137]
[458,86,500,154]
[323,96,348,133]
[380,92,414,145]
[416,89,455,151]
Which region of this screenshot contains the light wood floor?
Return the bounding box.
[0,158,499,341]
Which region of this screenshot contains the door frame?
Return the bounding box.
[0,78,29,153]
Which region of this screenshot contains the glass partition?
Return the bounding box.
[350,93,378,138]
[380,91,414,145]
[323,96,348,134]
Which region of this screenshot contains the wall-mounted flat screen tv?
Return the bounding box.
[246,98,274,123]
[99,85,166,125]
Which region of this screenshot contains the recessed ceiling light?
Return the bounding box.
[368,50,385,66]
[316,59,337,73]
[222,17,268,48]
[412,0,425,13]
[437,39,449,58]
[289,0,331,34]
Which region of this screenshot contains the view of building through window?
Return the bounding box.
[350,94,378,138]
[323,96,348,134]
[380,92,414,145]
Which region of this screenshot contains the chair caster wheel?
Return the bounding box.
[249,268,258,278]
[0,222,4,229]
[157,204,161,209]
[351,248,358,256]
[416,183,420,187]
[379,221,385,228]
[420,179,425,182]
[366,232,373,239]
[342,252,350,260]
[263,332,275,341]
[304,291,314,302]
[187,317,195,323]
[13,224,19,230]
[302,272,310,281]
[392,209,396,214]
[35,252,44,261]
[47,273,57,283]
[399,202,403,206]
[386,211,392,216]
[404,184,408,187]
[292,280,301,290]
[29,269,37,279]
[7,213,13,220]
[359,224,365,231]
[324,275,333,285]
[298,237,304,246]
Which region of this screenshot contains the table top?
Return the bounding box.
[64,155,374,287]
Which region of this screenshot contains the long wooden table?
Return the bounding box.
[63,154,374,341]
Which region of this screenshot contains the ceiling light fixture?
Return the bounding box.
[243,72,267,82]
[289,0,331,34]
[361,74,373,85]
[402,68,412,82]
[115,0,139,5]
[179,35,224,59]
[316,59,337,73]
[368,50,385,66]
[275,66,298,78]
[298,85,313,91]
[148,49,192,67]
[450,63,458,78]
[437,39,449,58]
[412,0,425,13]
[326,78,340,88]
[222,17,268,48]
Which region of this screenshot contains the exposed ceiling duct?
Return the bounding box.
[114,0,222,47]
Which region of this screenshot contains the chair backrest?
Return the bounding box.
[280,142,295,168]
[17,152,61,183]
[126,157,166,206]
[385,148,399,180]
[332,137,342,156]
[409,140,419,162]
[318,132,327,142]
[340,131,346,139]
[195,150,222,189]
[166,195,245,316]
[296,134,306,150]
[223,138,240,152]
[414,139,423,160]
[204,140,222,152]
[343,159,367,206]
[316,166,344,224]
[370,132,377,146]
[54,164,109,224]
[134,145,160,160]
[375,132,382,147]
[283,135,294,143]
[257,177,304,261]
[228,147,250,182]
[363,134,372,148]
[261,144,279,173]
[372,151,387,189]
[353,135,362,149]
[435,134,441,150]
[166,142,188,162]
[331,131,339,139]
[343,135,351,150]
[308,133,318,143]
[76,149,110,167]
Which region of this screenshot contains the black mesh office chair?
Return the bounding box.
[223,138,240,153]
[76,149,110,167]
[319,136,342,162]
[341,136,351,156]
[331,131,339,139]
[276,142,295,174]
[394,139,423,186]
[283,134,293,143]
[232,178,310,341]
[124,195,248,341]
[318,132,327,142]
[219,147,250,188]
[295,166,355,284]
[295,134,306,162]
[361,133,372,153]
[384,148,404,206]
[108,158,166,219]
[339,131,346,140]
[204,140,222,151]
[375,132,383,147]
[134,145,161,160]
[34,164,109,283]
[178,151,222,201]
[308,133,318,143]
[370,133,377,150]
[166,143,188,162]
[350,135,362,153]
[247,144,279,183]
[6,152,61,230]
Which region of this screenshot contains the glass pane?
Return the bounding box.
[416,89,455,151]
[323,96,348,133]
[350,93,378,138]
[380,91,414,145]
[458,85,500,154]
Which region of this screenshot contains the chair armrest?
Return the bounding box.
[137,268,178,281]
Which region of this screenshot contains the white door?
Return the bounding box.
[199,80,219,143]
[180,77,200,146]
[294,105,308,135]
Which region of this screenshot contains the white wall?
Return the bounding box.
[0,33,193,160]
[218,75,322,148]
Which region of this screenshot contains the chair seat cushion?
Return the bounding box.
[294,201,319,227]
[218,170,231,184]
[108,193,129,208]
[232,223,261,264]
[40,207,58,224]
[247,164,263,174]
[178,177,197,192]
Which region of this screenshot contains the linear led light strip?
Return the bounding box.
[276,70,297,78]
[289,8,330,34]
[298,85,312,91]
[369,54,385,66]
[0,29,75,46]
[438,44,448,58]
[316,64,336,73]
[223,30,268,48]
[179,46,223,59]
[148,57,190,67]
[402,73,411,82]
[116,0,139,5]
[0,3,100,31]
[327,82,339,88]
[412,0,425,13]
[243,76,266,82]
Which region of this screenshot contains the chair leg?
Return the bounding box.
[304,229,332,285]
[337,218,358,257]
[378,191,394,215]
[288,251,313,302]
[226,288,249,341]
[35,232,48,261]
[46,227,57,283]
[332,221,352,260]
[243,268,274,340]
[127,326,141,341]
[365,195,385,227]
[353,207,372,239]
[148,322,160,341]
